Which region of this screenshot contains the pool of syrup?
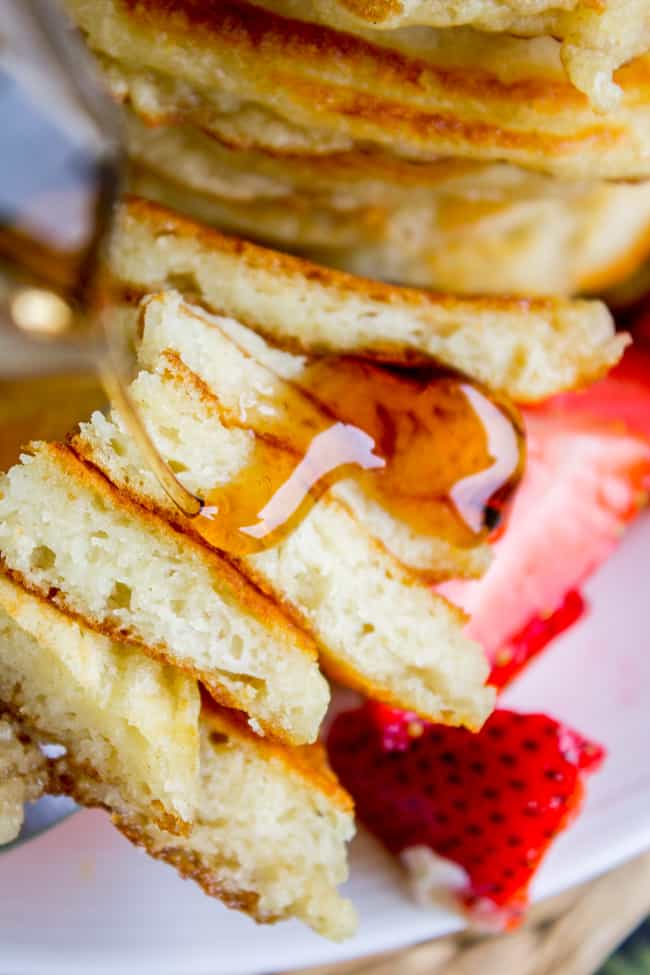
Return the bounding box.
[195,354,525,557]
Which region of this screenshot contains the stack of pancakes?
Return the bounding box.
[0,196,627,937]
[1,0,646,940]
[65,0,650,295]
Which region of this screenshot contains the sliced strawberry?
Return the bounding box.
[328,702,604,928]
[489,590,586,689]
[440,343,650,684]
[545,341,650,446]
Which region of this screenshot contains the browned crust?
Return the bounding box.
[46,442,317,663]
[128,156,650,301]
[163,119,517,188]
[0,694,188,836]
[47,760,267,917]
[122,66,615,158]
[335,0,402,25]
[121,0,635,106]
[49,710,351,920]
[202,697,354,812]
[113,817,271,921]
[2,442,321,744]
[1,557,276,736]
[72,348,488,733]
[97,0,650,176]
[120,196,579,316]
[116,198,626,399]
[2,556,304,746]
[273,76,618,156]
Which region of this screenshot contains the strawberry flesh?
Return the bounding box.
[328,703,604,928]
[489,590,585,689]
[440,343,650,686]
[544,341,650,447]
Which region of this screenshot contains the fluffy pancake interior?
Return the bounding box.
[0,572,200,832]
[110,198,626,403]
[132,291,490,579]
[0,714,49,845]
[123,113,650,297]
[61,706,358,941]
[74,292,495,731]
[0,443,329,746]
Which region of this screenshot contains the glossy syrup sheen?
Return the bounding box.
[195,353,525,558]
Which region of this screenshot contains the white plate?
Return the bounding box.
[2,512,650,975]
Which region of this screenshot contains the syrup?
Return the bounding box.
[0,372,105,474]
[195,354,524,557]
[199,421,384,555]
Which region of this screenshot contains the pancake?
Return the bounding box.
[247,0,650,111]
[0,713,48,845]
[82,316,493,582]
[121,103,585,208]
[110,198,626,403]
[0,571,200,834]
[136,292,495,580]
[54,703,358,939]
[74,292,497,729]
[0,443,329,746]
[128,152,650,296]
[66,0,650,179]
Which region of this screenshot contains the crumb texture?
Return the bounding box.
[0,444,328,745]
[61,710,358,940]
[0,572,200,830]
[0,715,48,845]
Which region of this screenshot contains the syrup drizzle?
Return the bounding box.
[194,353,524,558]
[450,384,521,534]
[240,423,383,540]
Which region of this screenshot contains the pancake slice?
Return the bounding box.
[133,291,493,580]
[54,703,358,940]
[0,572,200,833]
[74,293,495,730]
[0,713,49,845]
[125,117,650,297]
[0,444,329,746]
[111,198,626,403]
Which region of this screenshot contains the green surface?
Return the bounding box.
[601,923,650,974]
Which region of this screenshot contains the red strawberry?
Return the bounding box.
[440,343,650,686]
[545,340,650,446]
[328,702,604,928]
[488,590,585,689]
